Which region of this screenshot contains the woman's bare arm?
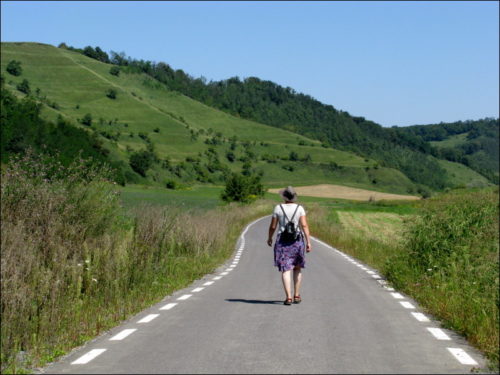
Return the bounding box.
[267,216,278,246]
[300,215,312,252]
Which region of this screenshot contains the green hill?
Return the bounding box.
[1,42,491,195]
[396,118,499,184]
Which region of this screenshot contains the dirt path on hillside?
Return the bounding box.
[268,184,420,201]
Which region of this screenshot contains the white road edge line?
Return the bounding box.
[203,281,214,286]
[177,294,192,301]
[160,302,177,310]
[213,276,223,280]
[71,349,106,364]
[427,327,451,340]
[191,287,204,292]
[110,329,136,341]
[447,348,478,365]
[138,314,159,323]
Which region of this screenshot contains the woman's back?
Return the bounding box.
[273,203,306,234]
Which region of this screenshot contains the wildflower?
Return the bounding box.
[92,278,97,283]
[427,268,432,271]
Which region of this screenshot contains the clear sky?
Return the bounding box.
[1,1,498,127]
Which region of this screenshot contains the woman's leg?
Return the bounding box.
[281,270,292,299]
[293,266,302,297]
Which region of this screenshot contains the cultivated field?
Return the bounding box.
[269,184,421,201]
[336,211,406,245]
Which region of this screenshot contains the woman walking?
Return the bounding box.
[267,186,312,305]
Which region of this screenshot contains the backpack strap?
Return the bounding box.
[280,204,300,224]
[279,204,290,223]
[290,204,300,222]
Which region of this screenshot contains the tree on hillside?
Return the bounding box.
[6,60,22,76]
[129,150,153,177]
[83,46,110,63]
[221,172,265,203]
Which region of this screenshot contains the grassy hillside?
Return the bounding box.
[398,118,499,184]
[0,42,456,195]
[437,159,491,188]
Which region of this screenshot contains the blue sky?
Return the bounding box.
[1,1,498,127]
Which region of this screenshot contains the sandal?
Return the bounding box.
[284,298,293,305]
[293,295,301,304]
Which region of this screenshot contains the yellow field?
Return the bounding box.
[268,184,420,201]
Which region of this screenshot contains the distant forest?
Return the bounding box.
[60,44,500,186]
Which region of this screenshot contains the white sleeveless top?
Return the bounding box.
[272,203,306,234]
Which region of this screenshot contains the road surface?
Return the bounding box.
[41,216,488,374]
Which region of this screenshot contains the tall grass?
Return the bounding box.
[0,151,268,373]
[385,188,499,368]
[309,189,499,369]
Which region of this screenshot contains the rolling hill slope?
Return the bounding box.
[0,42,490,194]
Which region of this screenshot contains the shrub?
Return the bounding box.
[81,113,92,126]
[6,60,22,76]
[289,151,299,161]
[109,66,120,77]
[165,180,177,189]
[226,151,235,162]
[16,79,30,94]
[106,88,117,99]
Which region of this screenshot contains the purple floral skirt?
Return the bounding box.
[274,233,306,272]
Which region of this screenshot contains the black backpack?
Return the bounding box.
[280,204,301,242]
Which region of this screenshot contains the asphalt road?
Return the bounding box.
[41,216,488,374]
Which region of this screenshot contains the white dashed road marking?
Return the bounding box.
[138,314,159,323]
[203,281,214,286]
[411,312,430,322]
[427,327,451,340]
[71,349,106,365]
[110,329,136,341]
[447,348,478,365]
[191,287,204,292]
[400,301,415,309]
[160,303,177,310]
[391,292,405,299]
[177,294,192,301]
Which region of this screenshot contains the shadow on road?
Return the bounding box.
[225,299,283,304]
